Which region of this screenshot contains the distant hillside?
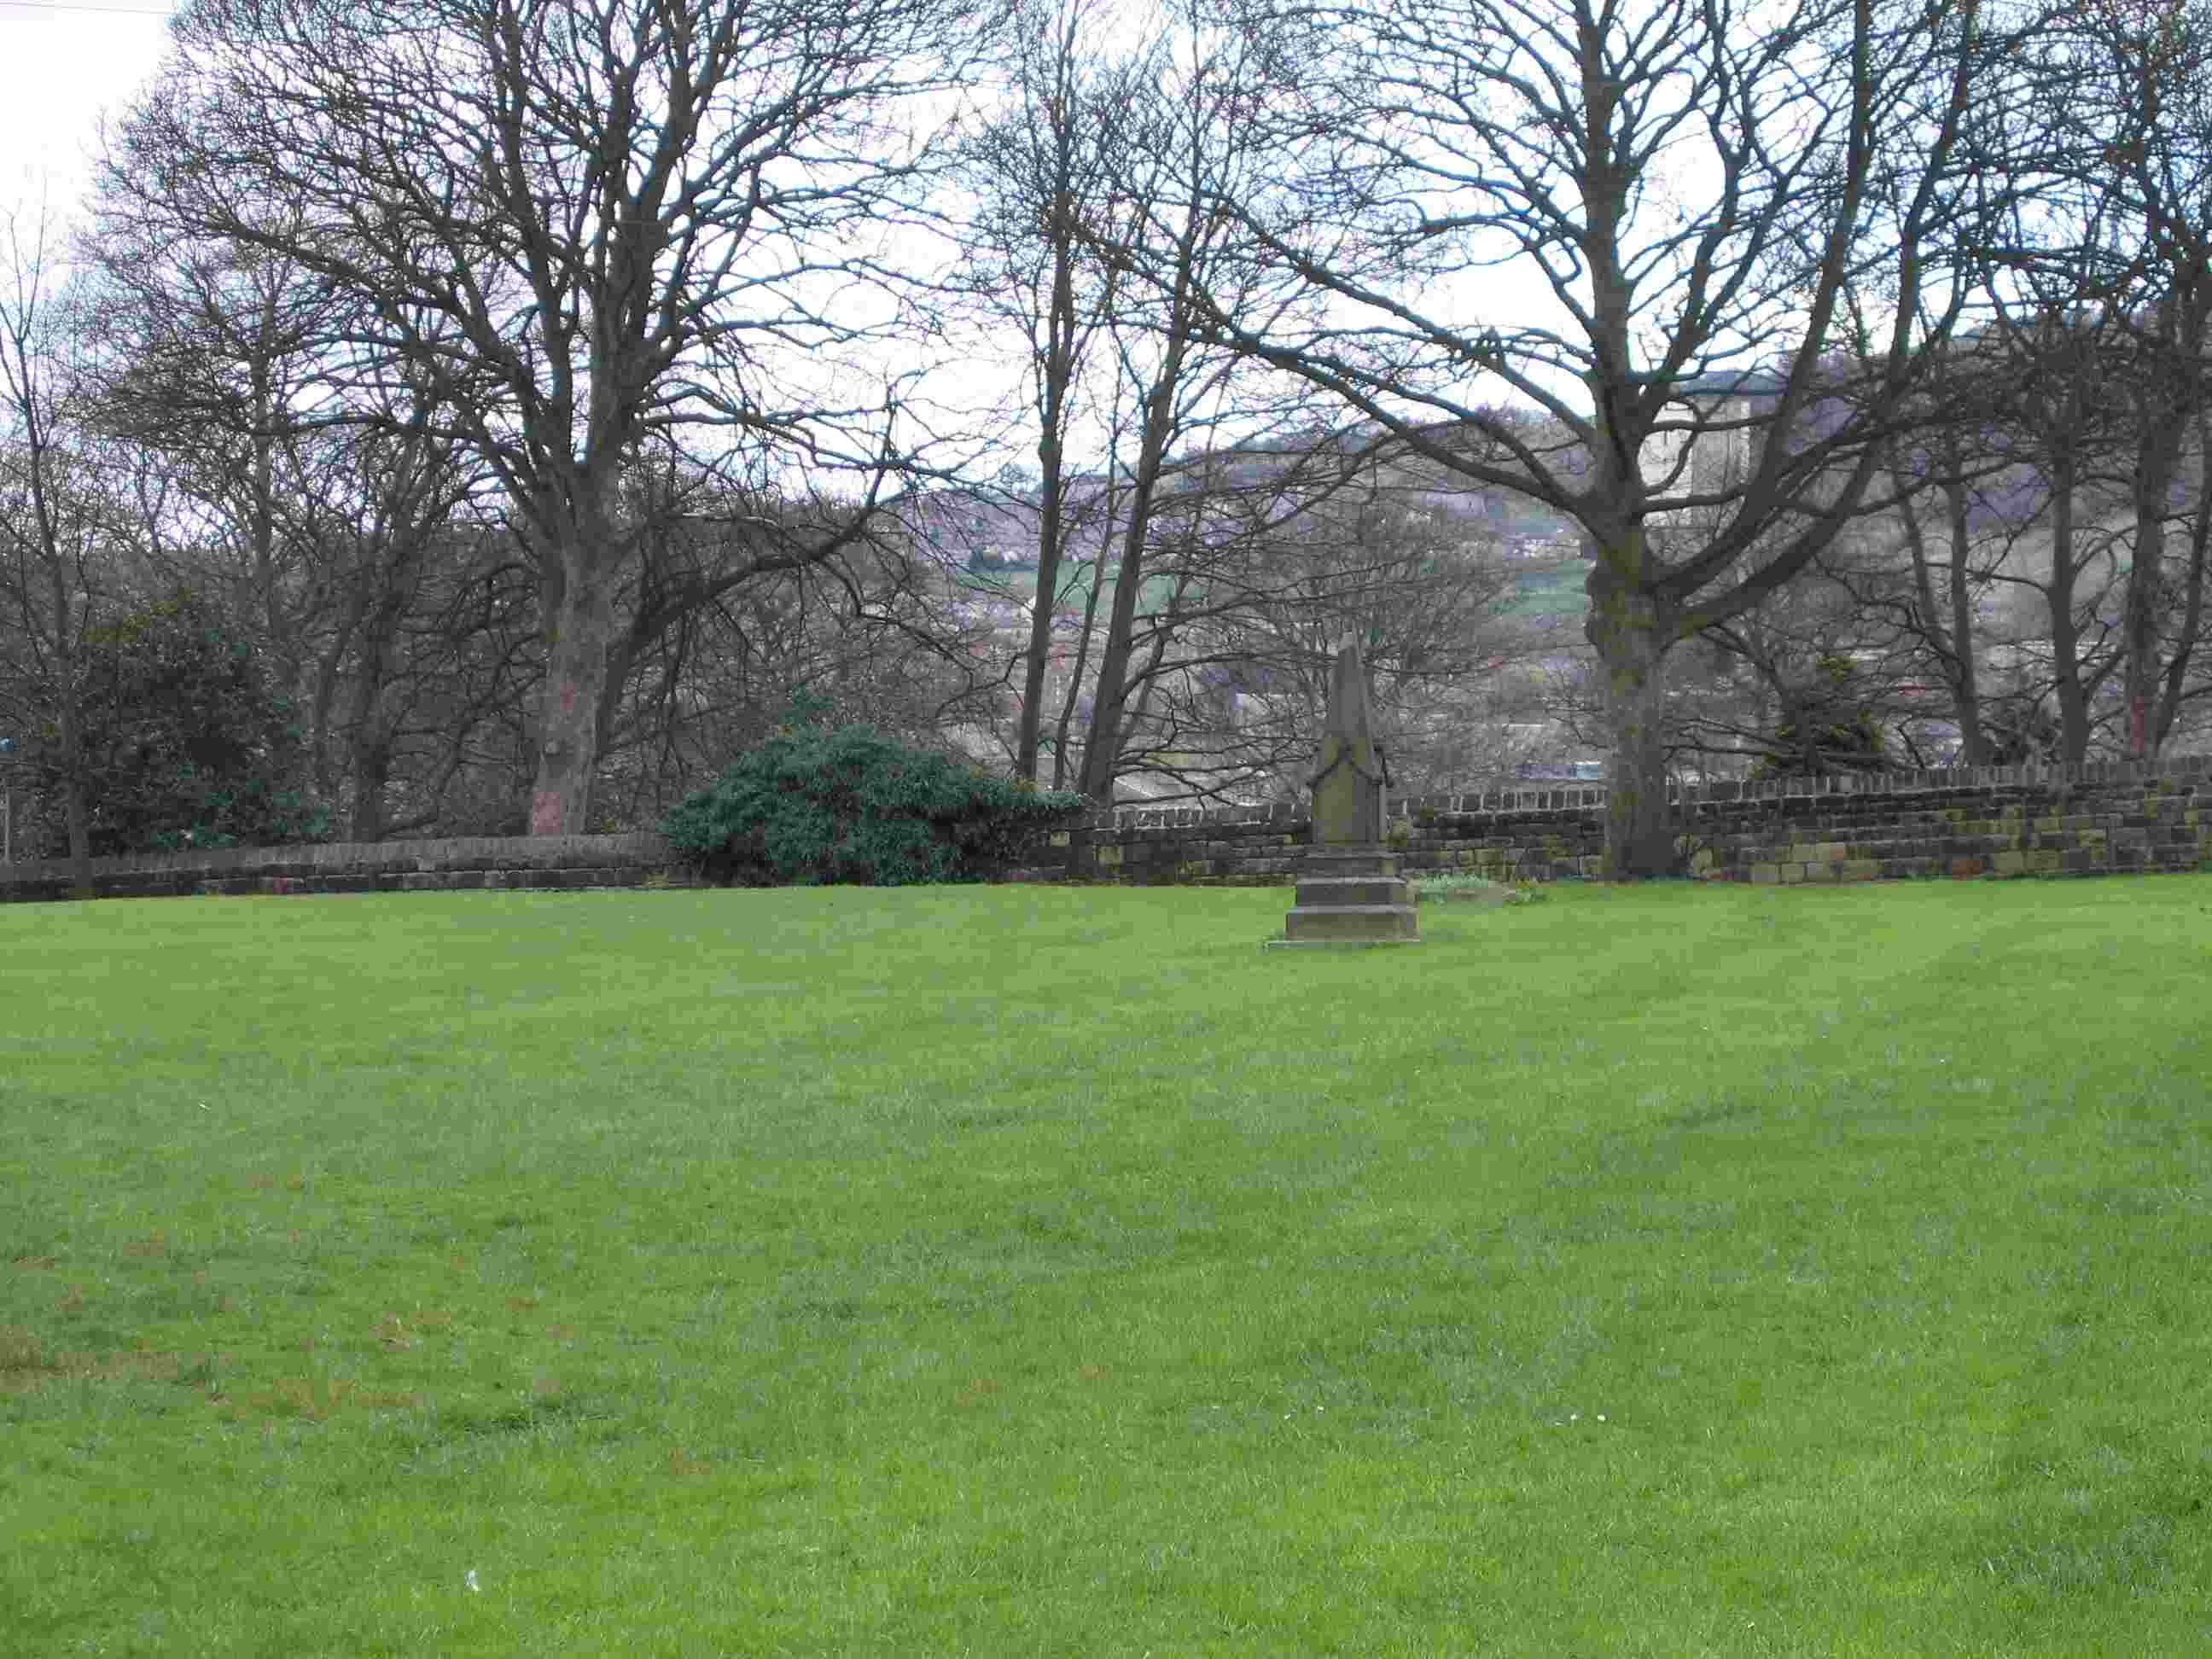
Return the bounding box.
[1502,556,1588,618]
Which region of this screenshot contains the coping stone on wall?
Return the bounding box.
[0,830,683,903]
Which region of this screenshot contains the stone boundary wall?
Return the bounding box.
[1054,754,2212,885]
[8,754,2212,900]
[0,832,686,904]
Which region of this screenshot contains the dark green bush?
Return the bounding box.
[660,718,1085,887]
[15,588,329,859]
[1748,652,1893,781]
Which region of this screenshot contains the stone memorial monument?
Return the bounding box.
[1269,636,1418,947]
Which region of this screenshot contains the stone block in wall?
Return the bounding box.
[1842,859,1881,881]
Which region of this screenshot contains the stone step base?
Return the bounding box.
[1281,902,1419,943]
[1303,846,1401,880]
[1295,876,1412,907]
[1266,937,1421,948]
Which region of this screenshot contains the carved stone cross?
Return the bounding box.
[1267,635,1417,946]
[1308,635,1388,846]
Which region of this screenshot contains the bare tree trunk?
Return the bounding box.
[527,525,620,836]
[2153,407,2212,752]
[1074,335,1190,802]
[2123,413,2182,760]
[1050,515,1110,791]
[2046,448,2093,763]
[1074,509,1150,800]
[1016,200,1085,783]
[332,565,422,842]
[54,692,94,894]
[346,742,391,842]
[1018,466,1070,782]
[1586,558,1676,877]
[1942,474,1988,765]
[1897,446,1988,765]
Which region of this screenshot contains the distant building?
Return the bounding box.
[1639,367,1788,502]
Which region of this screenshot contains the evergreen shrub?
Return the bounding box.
[16,588,329,858]
[660,717,1085,887]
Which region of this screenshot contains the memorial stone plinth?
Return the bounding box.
[1268,637,1418,948]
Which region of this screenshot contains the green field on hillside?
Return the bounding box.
[1503,556,1589,617]
[6,879,2212,1655]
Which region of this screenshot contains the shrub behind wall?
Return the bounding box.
[659,722,1084,887]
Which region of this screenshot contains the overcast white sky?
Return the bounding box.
[0,0,1594,442]
[1,0,175,227]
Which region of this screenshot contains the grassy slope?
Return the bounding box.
[4,880,2212,1656]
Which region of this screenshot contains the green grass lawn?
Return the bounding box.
[6,877,2212,1656]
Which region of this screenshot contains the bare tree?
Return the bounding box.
[1958,0,2212,761]
[1078,439,1521,798]
[1139,0,2017,873]
[1946,312,2136,763]
[1063,23,1341,808]
[103,0,981,834]
[75,224,497,839]
[2083,0,2212,759]
[958,0,1153,783]
[0,212,116,891]
[1882,424,1999,764]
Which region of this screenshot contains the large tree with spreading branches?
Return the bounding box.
[1130,0,2026,873]
[102,0,981,834]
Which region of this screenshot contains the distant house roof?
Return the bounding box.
[1667,367,1792,399]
